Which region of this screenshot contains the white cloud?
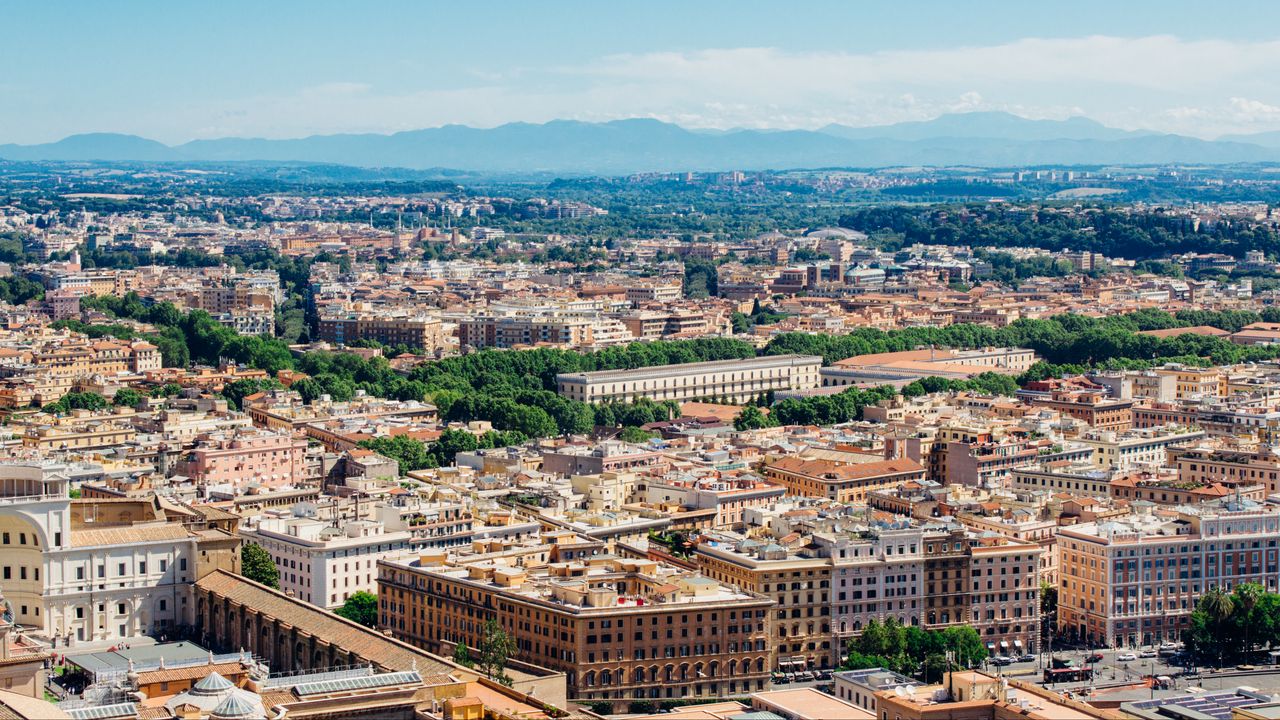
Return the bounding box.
[48,35,1280,142]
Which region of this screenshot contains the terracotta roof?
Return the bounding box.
[136,660,244,685]
[71,523,189,548]
[765,455,924,481]
[833,349,955,367]
[1136,325,1229,339]
[195,570,455,677]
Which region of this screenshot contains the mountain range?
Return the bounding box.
[5,112,1280,174]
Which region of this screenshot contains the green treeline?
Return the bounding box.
[78,292,1280,468]
[761,307,1280,368]
[838,205,1280,259]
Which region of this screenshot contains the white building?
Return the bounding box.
[242,513,411,608]
[0,463,236,646]
[556,354,823,404]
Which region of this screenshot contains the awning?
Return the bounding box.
[1000,641,1009,648]
[1014,640,1024,648]
[987,643,996,650]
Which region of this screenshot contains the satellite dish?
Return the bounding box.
[894,686,909,698]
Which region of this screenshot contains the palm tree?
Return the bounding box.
[1234,583,1263,659]
[1199,588,1235,667]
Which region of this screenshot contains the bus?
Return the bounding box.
[1044,666,1094,684]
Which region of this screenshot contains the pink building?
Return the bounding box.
[176,431,308,490]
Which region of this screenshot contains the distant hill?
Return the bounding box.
[1219,130,1280,149]
[819,111,1150,142]
[3,114,1280,174]
[0,133,175,162]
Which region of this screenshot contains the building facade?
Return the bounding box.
[556,355,822,405]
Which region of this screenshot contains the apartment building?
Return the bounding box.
[1109,472,1266,505]
[22,417,136,451]
[192,284,275,315]
[617,310,712,341]
[556,355,822,404]
[1167,445,1280,494]
[1020,388,1134,431]
[642,476,787,529]
[760,456,926,504]
[3,339,162,380]
[458,314,629,349]
[922,528,972,634]
[816,529,926,657]
[955,510,1058,586]
[694,536,832,672]
[907,423,1092,489]
[173,430,309,491]
[542,442,665,476]
[1132,401,1200,430]
[1155,365,1226,400]
[316,312,445,352]
[1058,502,1280,647]
[625,283,682,304]
[1076,426,1206,470]
[967,537,1042,655]
[241,515,411,608]
[379,538,773,711]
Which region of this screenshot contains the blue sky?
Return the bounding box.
[6,0,1280,143]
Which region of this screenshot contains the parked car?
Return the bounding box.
[1087,653,1105,663]
[816,669,833,681]
[796,671,815,682]
[1017,653,1037,663]
[991,656,1013,666]
[1118,652,1138,662]
[1139,649,1158,658]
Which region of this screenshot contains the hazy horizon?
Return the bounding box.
[8,0,1280,145]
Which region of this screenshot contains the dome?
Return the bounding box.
[193,672,235,695]
[210,690,268,720]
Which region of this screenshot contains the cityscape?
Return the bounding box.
[6,2,1280,719]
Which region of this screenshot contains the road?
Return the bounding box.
[982,646,1191,688]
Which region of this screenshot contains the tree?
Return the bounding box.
[151,383,183,398]
[359,435,435,475]
[1040,580,1058,618]
[619,426,657,443]
[733,404,772,431]
[432,429,479,465]
[1234,583,1263,655]
[111,388,143,407]
[453,642,474,668]
[477,619,516,686]
[42,391,110,415]
[922,653,949,683]
[240,543,279,589]
[334,591,378,628]
[1190,587,1235,666]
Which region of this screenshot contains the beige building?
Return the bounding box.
[556,355,822,404]
[761,456,926,504]
[317,312,445,352]
[694,537,833,672]
[379,535,773,712]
